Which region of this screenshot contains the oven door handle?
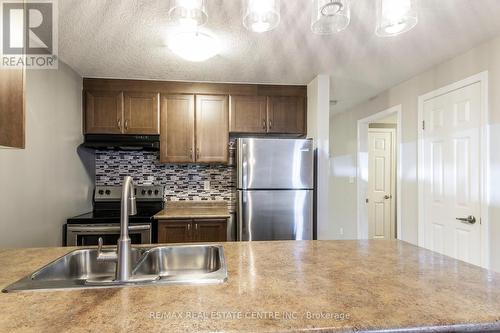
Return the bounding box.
[67,225,151,233]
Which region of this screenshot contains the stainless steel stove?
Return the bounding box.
[65,185,164,246]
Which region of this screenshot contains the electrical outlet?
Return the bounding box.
[203,180,210,191]
[339,228,344,235]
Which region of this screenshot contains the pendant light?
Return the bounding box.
[311,0,350,35]
[243,0,280,33]
[169,0,208,27]
[375,0,418,37]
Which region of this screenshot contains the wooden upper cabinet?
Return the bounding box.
[193,219,227,242]
[160,94,195,163]
[229,95,267,133]
[0,68,25,148]
[195,95,229,163]
[123,92,159,134]
[85,91,123,134]
[267,96,306,135]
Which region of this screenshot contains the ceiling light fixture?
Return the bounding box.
[168,30,220,62]
[375,0,418,37]
[311,0,350,35]
[242,0,280,33]
[169,0,208,27]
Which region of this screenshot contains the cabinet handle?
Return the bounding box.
[196,148,200,160]
[269,120,272,129]
[187,224,191,230]
[124,120,128,130]
[262,120,266,130]
[117,119,121,129]
[190,148,194,161]
[195,223,198,231]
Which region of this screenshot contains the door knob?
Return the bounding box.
[456,215,476,225]
[384,195,392,200]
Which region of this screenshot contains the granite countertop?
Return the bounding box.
[154,200,231,220]
[2,241,500,332]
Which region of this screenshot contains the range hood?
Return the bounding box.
[83,134,160,151]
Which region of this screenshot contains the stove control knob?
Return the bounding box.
[141,190,146,195]
[148,190,153,195]
[154,190,159,195]
[105,190,111,195]
[98,190,104,195]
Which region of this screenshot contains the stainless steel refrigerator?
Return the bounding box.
[236,138,314,241]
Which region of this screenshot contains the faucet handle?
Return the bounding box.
[96,237,118,262]
[97,237,104,252]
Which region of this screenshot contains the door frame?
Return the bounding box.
[357,105,402,240]
[417,71,489,268]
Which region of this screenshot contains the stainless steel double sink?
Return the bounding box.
[2,244,227,292]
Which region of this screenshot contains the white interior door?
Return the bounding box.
[422,82,482,266]
[368,129,395,239]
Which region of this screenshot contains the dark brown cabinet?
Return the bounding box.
[267,96,306,134]
[229,95,306,135]
[160,94,195,163]
[159,94,228,164]
[229,95,267,133]
[195,95,229,163]
[83,79,307,153]
[0,68,25,148]
[123,92,159,134]
[85,91,123,134]
[157,221,192,244]
[157,219,227,244]
[85,90,159,135]
[193,219,227,242]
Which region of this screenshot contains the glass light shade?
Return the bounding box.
[243,0,280,33]
[169,0,208,27]
[168,31,220,62]
[375,0,418,37]
[311,0,350,35]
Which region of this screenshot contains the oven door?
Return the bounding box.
[65,224,152,246]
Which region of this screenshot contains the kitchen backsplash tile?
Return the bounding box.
[95,150,236,209]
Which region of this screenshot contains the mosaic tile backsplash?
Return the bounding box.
[95,151,236,208]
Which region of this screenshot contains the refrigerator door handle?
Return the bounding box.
[237,141,248,189]
[237,190,245,241]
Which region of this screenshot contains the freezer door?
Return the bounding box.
[237,190,313,241]
[237,138,314,189]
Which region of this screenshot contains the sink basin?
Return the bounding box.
[2,245,227,292]
[133,245,225,284]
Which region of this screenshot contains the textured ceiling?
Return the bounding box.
[59,0,500,113]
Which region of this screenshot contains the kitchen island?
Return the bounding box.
[1,240,500,332]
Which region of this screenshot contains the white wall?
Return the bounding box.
[307,75,331,239]
[0,62,93,248]
[330,34,500,271]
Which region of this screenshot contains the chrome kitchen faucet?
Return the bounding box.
[97,176,137,282]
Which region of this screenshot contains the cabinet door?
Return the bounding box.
[0,68,24,148]
[229,95,267,133]
[85,91,123,134]
[195,95,229,163]
[123,92,159,134]
[157,221,192,243]
[193,219,227,242]
[267,96,306,135]
[160,94,195,163]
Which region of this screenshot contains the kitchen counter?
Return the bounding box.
[154,200,230,220]
[2,241,500,332]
